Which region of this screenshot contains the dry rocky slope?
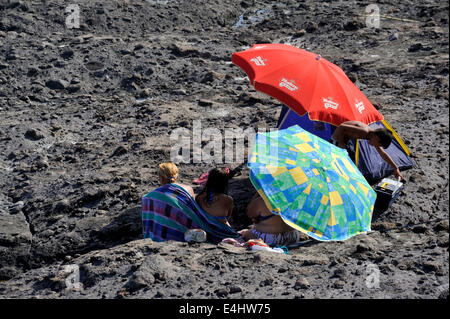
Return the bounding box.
[0,0,448,299]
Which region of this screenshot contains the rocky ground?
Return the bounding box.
[0,0,448,299]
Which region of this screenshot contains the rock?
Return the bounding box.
[334,280,345,289]
[67,85,81,94]
[260,276,274,287]
[45,79,69,90]
[127,254,178,292]
[127,269,155,292]
[170,42,202,57]
[0,212,32,280]
[27,67,39,77]
[412,224,428,233]
[382,79,397,88]
[35,156,49,169]
[344,20,362,31]
[110,146,128,157]
[332,268,348,279]
[215,288,228,297]
[389,33,399,41]
[61,50,74,60]
[53,199,70,214]
[293,29,306,37]
[199,71,225,83]
[294,278,311,290]
[356,244,372,253]
[24,128,45,141]
[85,61,104,72]
[408,43,424,52]
[422,261,441,273]
[198,99,214,107]
[433,220,449,232]
[438,288,449,299]
[304,21,318,33]
[8,201,24,214]
[347,72,358,83]
[229,285,242,294]
[372,221,397,232]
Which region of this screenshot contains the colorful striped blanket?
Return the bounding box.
[142,184,239,243]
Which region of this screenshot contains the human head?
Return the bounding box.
[158,162,178,185]
[369,128,393,149]
[204,168,229,202]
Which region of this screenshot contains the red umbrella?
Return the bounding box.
[232,43,383,126]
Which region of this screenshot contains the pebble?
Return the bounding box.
[229,285,242,294]
[259,277,274,287]
[433,220,449,232]
[389,33,399,41]
[334,280,345,289]
[8,201,24,214]
[294,278,311,290]
[45,79,69,90]
[304,22,318,33]
[408,43,424,52]
[215,288,228,297]
[422,261,441,273]
[24,128,45,140]
[343,20,361,31]
[412,224,428,234]
[53,199,70,214]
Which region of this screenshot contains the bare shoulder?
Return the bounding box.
[177,183,195,197]
[219,194,233,203]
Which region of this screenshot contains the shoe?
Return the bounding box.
[184,229,207,243]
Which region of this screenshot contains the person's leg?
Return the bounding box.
[240,227,257,241]
[280,230,301,245]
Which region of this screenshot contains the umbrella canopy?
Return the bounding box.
[232,43,383,126]
[248,125,376,241]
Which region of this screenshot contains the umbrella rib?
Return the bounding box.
[306,60,325,116]
[326,67,359,122]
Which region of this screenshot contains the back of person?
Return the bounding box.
[196,192,232,220]
[195,168,233,225]
[158,162,194,197]
[247,194,295,234]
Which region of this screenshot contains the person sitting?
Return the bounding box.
[240,192,301,247]
[158,162,194,197]
[195,168,233,227]
[331,120,403,179]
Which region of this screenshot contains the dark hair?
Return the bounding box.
[203,168,229,204]
[374,128,393,149]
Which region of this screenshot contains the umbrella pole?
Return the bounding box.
[277,108,292,129]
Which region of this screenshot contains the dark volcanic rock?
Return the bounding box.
[45,79,69,90]
[24,128,45,141]
[0,212,32,280]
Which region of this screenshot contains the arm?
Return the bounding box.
[375,146,403,180]
[227,197,234,220]
[339,122,370,139]
[185,185,195,198]
[332,122,370,148]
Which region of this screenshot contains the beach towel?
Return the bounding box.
[142,183,239,243]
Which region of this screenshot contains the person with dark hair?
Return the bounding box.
[195,168,234,227]
[331,120,403,179]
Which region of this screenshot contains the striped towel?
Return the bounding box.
[142,183,239,243]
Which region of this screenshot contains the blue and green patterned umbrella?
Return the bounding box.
[248,125,376,241]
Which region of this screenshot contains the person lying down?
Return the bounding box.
[240,192,301,247]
